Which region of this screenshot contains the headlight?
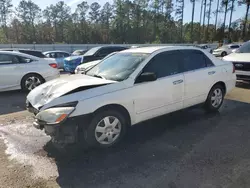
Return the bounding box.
[75,67,85,74]
[35,107,75,124]
[75,67,80,74]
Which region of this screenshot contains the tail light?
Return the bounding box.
[232,64,235,73]
[49,63,58,68]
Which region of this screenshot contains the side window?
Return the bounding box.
[0,54,19,64]
[143,51,182,79]
[44,53,50,58]
[62,52,70,57]
[180,50,208,71]
[49,53,56,58]
[56,52,64,58]
[17,56,33,63]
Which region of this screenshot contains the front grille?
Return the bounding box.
[237,75,250,81]
[232,62,250,71]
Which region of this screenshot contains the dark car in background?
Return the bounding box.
[64,46,128,73]
[0,49,48,58]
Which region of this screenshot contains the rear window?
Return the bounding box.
[230,45,239,49]
[19,50,46,58]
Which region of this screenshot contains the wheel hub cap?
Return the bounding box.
[25,76,41,91]
[95,116,121,145]
[211,88,223,108]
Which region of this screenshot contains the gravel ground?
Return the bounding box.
[0,80,250,188]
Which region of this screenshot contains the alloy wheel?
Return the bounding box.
[25,76,42,91]
[211,88,223,108]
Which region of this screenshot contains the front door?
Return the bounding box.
[133,50,185,123]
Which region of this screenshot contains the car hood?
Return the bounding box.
[223,53,250,62]
[27,74,116,109]
[77,60,101,69]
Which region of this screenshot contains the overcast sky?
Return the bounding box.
[12,0,246,25]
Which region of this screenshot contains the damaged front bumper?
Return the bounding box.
[33,114,92,145]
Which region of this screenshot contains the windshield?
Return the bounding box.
[83,47,101,56]
[236,42,250,53]
[86,52,149,81]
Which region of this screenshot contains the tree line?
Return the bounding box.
[0,0,250,44]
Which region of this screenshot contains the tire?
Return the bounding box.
[204,84,225,113]
[21,73,44,92]
[221,51,227,57]
[84,109,127,148]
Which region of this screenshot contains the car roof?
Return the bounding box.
[0,50,40,60]
[120,46,199,53]
[0,48,43,52]
[44,50,70,54]
[227,44,240,47]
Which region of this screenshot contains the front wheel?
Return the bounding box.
[204,84,225,113]
[221,51,227,57]
[84,110,127,148]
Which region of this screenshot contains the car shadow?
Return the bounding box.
[236,81,250,89]
[44,105,229,188]
[0,90,27,115]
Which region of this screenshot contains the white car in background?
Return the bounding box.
[26,46,236,149]
[0,51,59,92]
[196,44,213,53]
[213,44,241,57]
[75,52,117,74]
[223,41,250,81]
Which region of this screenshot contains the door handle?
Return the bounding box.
[208,71,216,75]
[173,79,183,85]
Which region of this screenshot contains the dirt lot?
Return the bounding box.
[1,81,250,188]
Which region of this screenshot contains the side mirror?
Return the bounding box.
[135,72,157,83]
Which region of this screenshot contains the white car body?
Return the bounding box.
[0,51,60,92]
[75,60,101,74]
[27,46,235,124]
[223,52,250,81]
[213,44,240,57]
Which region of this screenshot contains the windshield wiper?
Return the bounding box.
[93,74,105,79]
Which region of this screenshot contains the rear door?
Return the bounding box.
[0,54,23,90]
[179,49,218,108]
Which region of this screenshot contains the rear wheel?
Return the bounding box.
[84,110,127,148]
[21,74,44,92]
[204,84,225,113]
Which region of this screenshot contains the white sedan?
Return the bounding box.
[75,52,118,74]
[26,46,236,149]
[223,41,250,81]
[212,44,241,57]
[0,51,60,92]
[75,60,101,74]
